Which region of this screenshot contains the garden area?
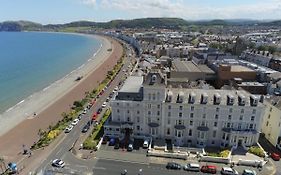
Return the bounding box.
[206,148,231,158]
[248,146,265,157]
[30,48,125,150]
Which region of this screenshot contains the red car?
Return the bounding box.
[201,165,217,174]
[271,153,280,161]
[92,112,98,120]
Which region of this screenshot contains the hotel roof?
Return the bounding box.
[173,60,201,72]
[119,76,143,93]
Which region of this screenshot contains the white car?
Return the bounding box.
[183,163,200,172]
[143,140,149,148]
[65,125,73,133]
[52,159,65,168]
[82,109,87,114]
[221,167,239,175]
[242,169,257,175]
[102,102,107,108]
[71,119,79,126]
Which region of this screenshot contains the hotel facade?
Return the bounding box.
[105,71,265,148]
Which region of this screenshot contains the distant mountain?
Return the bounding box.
[0,20,42,31]
[1,18,281,32]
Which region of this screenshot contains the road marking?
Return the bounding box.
[93,167,106,170]
[96,157,149,165]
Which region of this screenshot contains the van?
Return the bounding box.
[143,140,149,148]
[183,163,200,172]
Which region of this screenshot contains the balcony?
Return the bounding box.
[197,126,209,131]
[174,124,186,130]
[222,128,258,134]
[148,122,160,127]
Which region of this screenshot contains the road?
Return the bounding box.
[35,41,136,174]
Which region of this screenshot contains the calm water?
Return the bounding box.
[0,32,101,113]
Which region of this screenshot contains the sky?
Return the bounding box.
[0,0,281,24]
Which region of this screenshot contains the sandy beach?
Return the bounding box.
[0,34,123,162]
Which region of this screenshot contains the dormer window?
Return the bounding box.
[151,74,157,84]
[227,94,234,106]
[238,94,246,106]
[166,91,173,102]
[250,95,258,107]
[177,91,184,103]
[189,92,196,104]
[201,93,208,104]
[214,93,221,105]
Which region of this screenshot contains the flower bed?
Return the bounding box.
[248,146,265,157]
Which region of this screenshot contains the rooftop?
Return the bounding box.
[230,65,255,72]
[173,60,202,72]
[119,76,143,93]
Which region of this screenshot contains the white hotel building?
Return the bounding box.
[105,70,265,148]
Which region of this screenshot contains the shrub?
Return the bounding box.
[207,149,230,158]
[47,130,60,139]
[248,146,265,157]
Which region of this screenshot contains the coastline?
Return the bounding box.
[0,34,106,136]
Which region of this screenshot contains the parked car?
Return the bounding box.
[82,123,90,133]
[114,143,120,149]
[166,162,181,170]
[242,169,257,175]
[143,140,149,148]
[221,167,239,175]
[183,163,200,172]
[106,97,110,102]
[102,102,107,108]
[109,138,115,146]
[201,165,217,174]
[97,108,102,114]
[127,144,133,151]
[92,112,98,121]
[271,152,280,161]
[82,109,87,114]
[65,125,73,133]
[71,119,79,126]
[51,159,65,168]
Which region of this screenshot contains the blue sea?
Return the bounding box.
[0,32,101,113]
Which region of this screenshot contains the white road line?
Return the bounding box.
[93,167,106,170]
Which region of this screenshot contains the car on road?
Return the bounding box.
[106,97,110,102]
[64,125,73,133]
[271,152,280,161]
[82,123,90,133]
[51,159,65,168]
[166,162,181,170]
[143,140,149,148]
[97,107,103,114]
[201,165,217,174]
[82,109,87,114]
[221,167,238,175]
[127,143,133,151]
[114,143,120,149]
[183,163,200,172]
[242,169,257,175]
[101,137,108,144]
[92,112,98,121]
[71,119,79,126]
[102,102,107,108]
[109,138,115,146]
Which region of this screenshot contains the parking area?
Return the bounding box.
[100,138,148,155]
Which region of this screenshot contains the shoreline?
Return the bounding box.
[0,34,109,136]
[0,33,123,162]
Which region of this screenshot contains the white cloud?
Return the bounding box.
[81,0,281,20]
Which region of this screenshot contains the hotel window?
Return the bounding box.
[251,116,255,121]
[215,114,219,119]
[238,123,242,129]
[157,104,160,109]
[179,106,183,110]
[190,113,194,118]
[137,110,140,114]
[202,114,206,119]
[213,130,217,137]
[137,126,140,130]
[252,109,256,114]
[228,115,232,120]
[157,111,160,116]
[227,122,231,128]
[249,123,254,129]
[148,104,152,109]
[229,108,233,113]
[127,110,130,114]
[167,128,170,135]
[168,112,171,117]
[127,117,130,122]
[216,107,219,112]
[214,122,218,127]
[239,115,243,120]
[211,140,215,145]
[167,118,171,124]
[201,121,206,126]
[190,120,193,126]
[137,117,140,123]
[148,117,151,123]
[168,105,171,109]
[266,121,269,126]
[148,93,151,100]
[152,94,156,100]
[117,109,120,113]
[116,103,119,106]
[179,112,182,117]
[241,109,244,113]
[191,106,194,111]
[148,111,151,115]
[189,129,192,136]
